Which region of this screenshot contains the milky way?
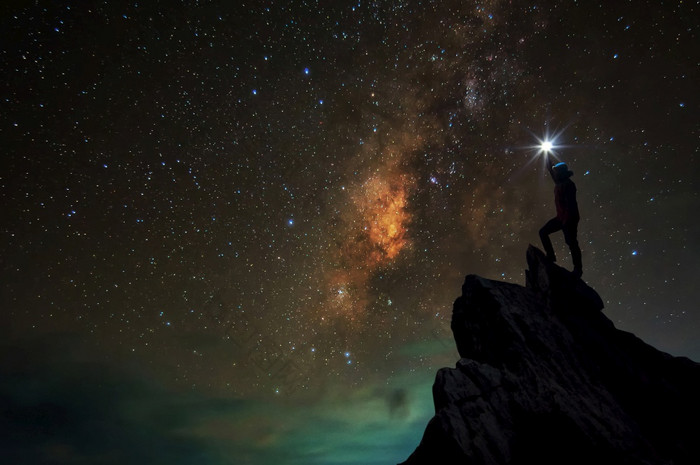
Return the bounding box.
[1,1,697,464]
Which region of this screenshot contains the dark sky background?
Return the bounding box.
[1,1,697,464]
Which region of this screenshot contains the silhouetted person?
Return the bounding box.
[539,153,583,278]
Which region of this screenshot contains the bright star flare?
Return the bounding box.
[528,125,571,159]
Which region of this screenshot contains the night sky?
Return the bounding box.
[1,1,697,464]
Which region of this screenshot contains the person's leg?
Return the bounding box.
[563,222,582,277]
[539,218,562,261]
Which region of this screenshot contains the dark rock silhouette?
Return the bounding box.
[400,246,700,465]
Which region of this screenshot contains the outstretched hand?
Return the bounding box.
[544,152,552,166]
[545,153,555,179]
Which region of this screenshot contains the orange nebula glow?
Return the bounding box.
[353,173,412,265]
[313,168,415,325]
[312,130,425,324]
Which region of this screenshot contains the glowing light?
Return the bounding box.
[529,125,570,158]
[533,135,558,157]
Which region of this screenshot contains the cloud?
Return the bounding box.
[387,388,410,420]
[0,334,236,465]
[0,333,439,465]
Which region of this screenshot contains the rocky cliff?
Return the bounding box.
[400,246,700,464]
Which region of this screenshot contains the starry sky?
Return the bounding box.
[1,1,697,464]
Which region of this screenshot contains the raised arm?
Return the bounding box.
[545,153,555,181]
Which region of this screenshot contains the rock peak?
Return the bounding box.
[400,247,699,465]
[524,244,604,312]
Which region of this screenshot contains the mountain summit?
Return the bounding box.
[400,246,699,464]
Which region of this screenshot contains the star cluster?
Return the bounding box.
[1,1,697,464]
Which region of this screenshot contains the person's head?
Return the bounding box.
[553,162,574,181]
